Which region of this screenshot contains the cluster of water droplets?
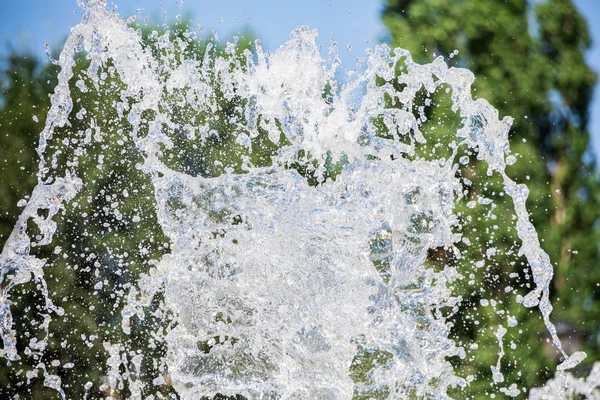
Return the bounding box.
[0,0,591,398]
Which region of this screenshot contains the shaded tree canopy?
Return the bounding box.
[382,0,600,397]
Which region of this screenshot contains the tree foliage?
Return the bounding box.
[0,20,260,399]
[382,0,600,397]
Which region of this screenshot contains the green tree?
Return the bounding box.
[382,0,600,397]
[0,53,62,399]
[0,54,56,242]
[0,20,264,398]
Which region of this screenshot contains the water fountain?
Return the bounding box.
[0,0,594,398]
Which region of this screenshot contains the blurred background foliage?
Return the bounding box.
[0,0,599,398]
[382,0,600,398]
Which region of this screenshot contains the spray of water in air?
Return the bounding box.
[0,0,595,398]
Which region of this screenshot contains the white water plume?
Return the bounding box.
[0,1,589,398]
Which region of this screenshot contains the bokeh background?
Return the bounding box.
[0,0,599,398]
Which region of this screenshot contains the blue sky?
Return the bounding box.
[573,0,600,163]
[0,0,382,69]
[1,0,600,162]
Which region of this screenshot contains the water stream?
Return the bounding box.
[0,1,593,398]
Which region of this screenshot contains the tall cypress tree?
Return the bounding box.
[382,0,600,397]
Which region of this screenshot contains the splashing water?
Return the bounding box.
[0,1,590,398]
